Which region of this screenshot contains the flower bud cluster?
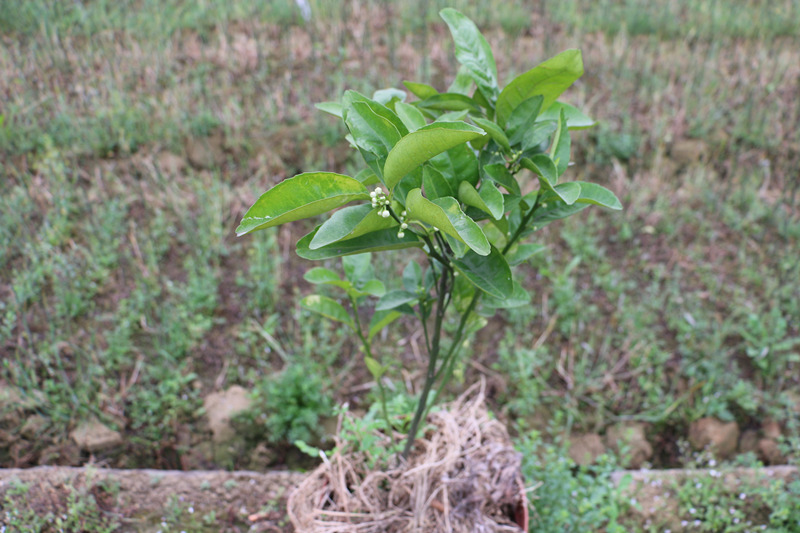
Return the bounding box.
[397,210,409,239]
[370,187,391,218]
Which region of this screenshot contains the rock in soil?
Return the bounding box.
[688,418,740,459]
[204,385,252,444]
[568,433,605,466]
[605,423,653,469]
[70,419,123,452]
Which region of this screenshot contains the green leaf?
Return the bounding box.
[423,166,455,200]
[383,122,484,191]
[360,279,386,297]
[344,91,408,136]
[521,155,580,204]
[368,309,403,342]
[520,120,558,152]
[406,188,490,256]
[342,253,372,283]
[372,88,407,106]
[395,102,427,131]
[345,100,403,157]
[364,356,388,379]
[573,182,623,210]
[301,294,354,328]
[303,267,341,284]
[430,142,479,189]
[310,204,396,249]
[236,173,369,235]
[376,289,419,311]
[506,95,544,146]
[538,102,595,129]
[415,93,482,113]
[505,243,546,266]
[403,80,438,99]
[458,180,504,220]
[452,246,512,299]
[550,108,571,176]
[496,49,584,127]
[440,8,498,103]
[436,110,470,122]
[297,226,423,260]
[530,202,588,227]
[354,168,380,186]
[402,261,423,292]
[315,101,343,118]
[471,117,511,152]
[482,280,531,309]
[483,163,521,196]
[449,65,474,95]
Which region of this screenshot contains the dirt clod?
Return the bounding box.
[605,423,653,469]
[204,385,252,444]
[568,433,606,466]
[70,419,123,452]
[688,418,740,459]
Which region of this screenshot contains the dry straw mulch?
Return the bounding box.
[287,382,528,532]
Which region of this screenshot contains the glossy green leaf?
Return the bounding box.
[297,226,423,260]
[471,117,511,152]
[360,279,386,297]
[440,8,498,103]
[505,243,546,266]
[573,182,623,210]
[395,102,427,131]
[415,93,482,113]
[430,142,479,188]
[496,49,584,127]
[402,261,423,292]
[521,155,580,204]
[436,110,470,122]
[403,80,438,99]
[343,253,372,283]
[452,246,512,299]
[483,163,520,196]
[423,166,455,200]
[236,173,369,235]
[538,102,595,129]
[368,309,403,342]
[376,289,419,311]
[449,65,474,95]
[406,188,490,256]
[506,95,544,146]
[482,280,531,309]
[458,180,503,220]
[344,91,409,136]
[373,88,407,106]
[364,356,388,379]
[520,120,558,152]
[345,100,403,157]
[310,204,396,249]
[383,122,484,191]
[315,101,343,118]
[303,267,341,284]
[530,202,588,227]
[354,168,380,186]
[550,108,571,176]
[301,294,354,328]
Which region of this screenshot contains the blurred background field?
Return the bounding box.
[1,0,799,530]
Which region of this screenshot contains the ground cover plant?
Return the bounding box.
[1,0,799,530]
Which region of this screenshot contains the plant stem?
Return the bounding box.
[401,261,450,459]
[349,293,391,438]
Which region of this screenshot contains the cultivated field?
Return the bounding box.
[1,0,799,530]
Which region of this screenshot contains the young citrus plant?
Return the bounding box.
[237,8,622,459]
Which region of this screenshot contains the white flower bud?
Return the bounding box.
[401,210,407,217]
[381,210,390,218]
[397,231,405,238]
[401,223,408,229]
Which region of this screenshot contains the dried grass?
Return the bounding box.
[287,382,527,533]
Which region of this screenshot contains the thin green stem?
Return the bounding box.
[349,293,391,439]
[401,262,451,459]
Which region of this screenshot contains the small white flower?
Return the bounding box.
[401,223,408,229]
[397,232,405,238]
